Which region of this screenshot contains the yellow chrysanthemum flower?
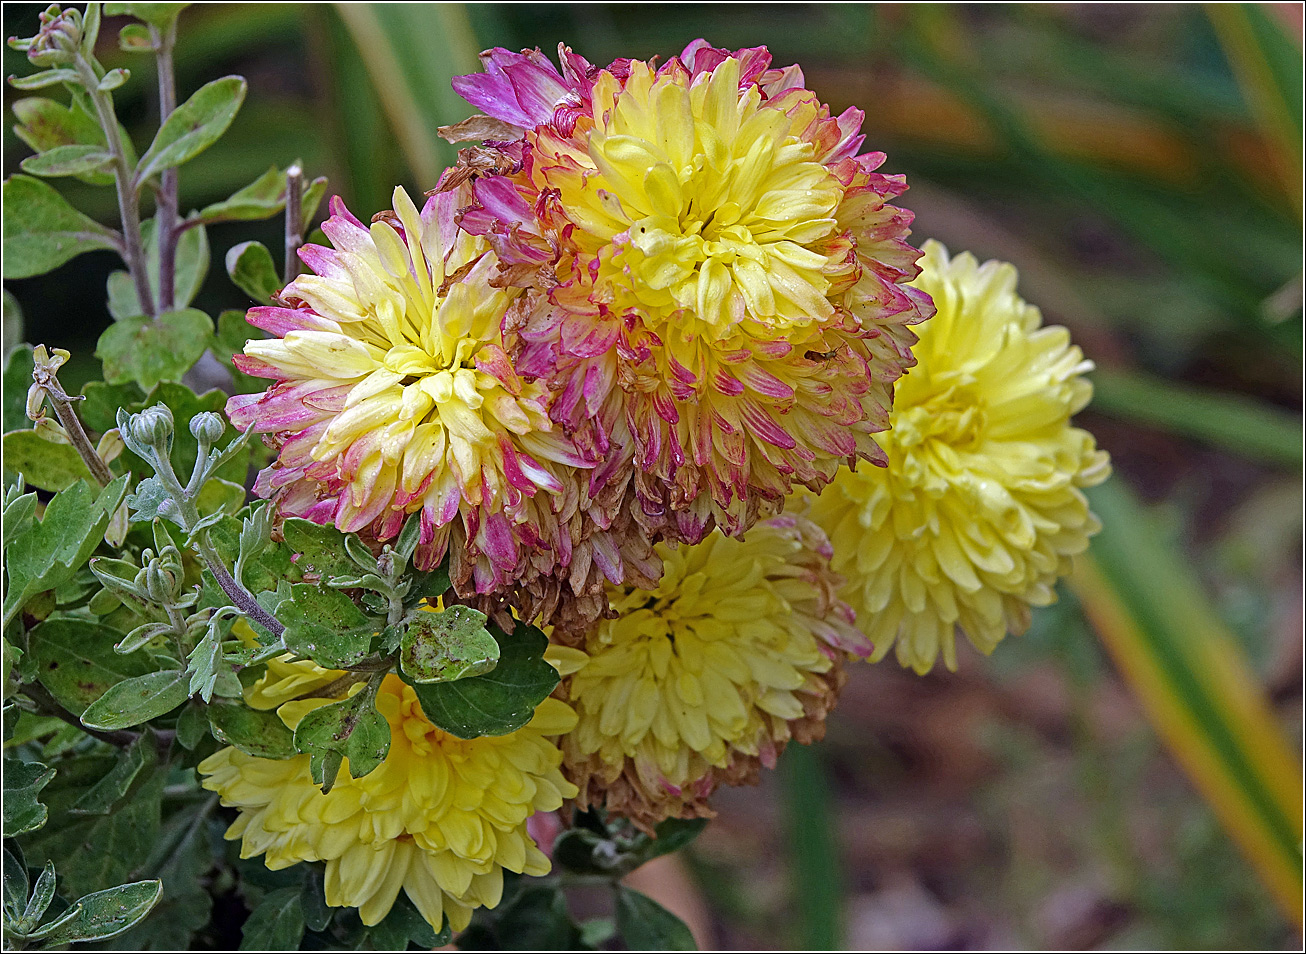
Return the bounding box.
[556,515,868,831]
[198,660,578,931]
[809,240,1110,674]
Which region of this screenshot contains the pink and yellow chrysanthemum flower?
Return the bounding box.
[226,186,599,599]
[448,40,934,546]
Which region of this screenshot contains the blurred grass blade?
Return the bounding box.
[779,743,843,949]
[1072,479,1303,925]
[1091,368,1302,468]
[334,3,480,190]
[1206,3,1303,215]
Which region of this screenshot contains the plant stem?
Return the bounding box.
[284,163,304,284]
[74,54,155,318]
[164,602,190,660]
[145,445,286,638]
[152,21,179,312]
[195,533,286,637]
[36,372,114,487]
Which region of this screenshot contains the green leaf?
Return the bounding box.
[105,270,140,321]
[96,309,214,392]
[402,620,558,739]
[79,380,143,432]
[195,477,247,519]
[20,144,113,178]
[18,861,56,933]
[580,918,617,948]
[292,681,391,791]
[97,68,129,93]
[2,477,129,628]
[175,700,209,750]
[81,0,102,52]
[279,584,380,669]
[377,894,449,949]
[239,886,304,951]
[70,733,156,815]
[225,240,281,302]
[108,798,213,949]
[615,887,696,951]
[12,96,104,152]
[1,175,118,279]
[491,885,578,950]
[3,842,28,922]
[200,165,284,221]
[104,2,190,27]
[299,871,331,932]
[80,670,189,731]
[117,22,153,52]
[1,429,93,491]
[20,762,163,900]
[399,605,498,683]
[645,817,709,861]
[2,758,54,836]
[26,618,158,715]
[8,69,81,91]
[2,486,38,549]
[10,95,131,188]
[135,76,247,183]
[207,700,295,759]
[362,894,447,951]
[123,477,176,526]
[301,174,328,225]
[29,880,163,944]
[3,345,36,433]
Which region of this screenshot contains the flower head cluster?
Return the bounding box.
[809,241,1110,673]
[553,515,868,831]
[199,659,577,932]
[448,40,933,547]
[227,186,662,618]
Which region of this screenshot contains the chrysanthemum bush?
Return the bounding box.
[1,7,1107,950]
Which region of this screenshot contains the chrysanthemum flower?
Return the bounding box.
[198,660,577,932]
[448,40,933,546]
[227,185,639,613]
[555,515,868,832]
[808,241,1111,674]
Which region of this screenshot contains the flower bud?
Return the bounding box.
[18,5,82,67]
[143,547,185,605]
[144,562,177,605]
[189,412,225,447]
[129,404,174,450]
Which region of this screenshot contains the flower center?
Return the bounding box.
[549,58,846,342]
[894,388,986,450]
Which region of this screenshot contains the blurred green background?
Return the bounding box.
[3,3,1302,949]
